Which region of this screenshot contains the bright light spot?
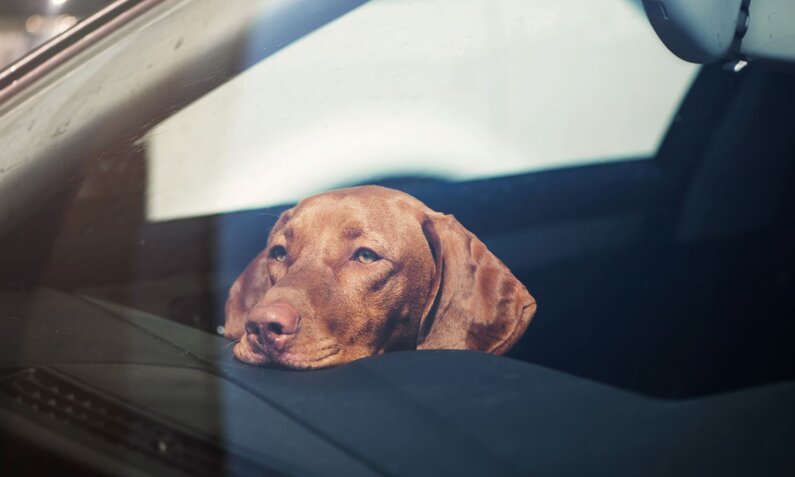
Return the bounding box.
[51,0,68,6]
[732,59,749,73]
[25,15,43,33]
[56,15,78,32]
[216,325,225,335]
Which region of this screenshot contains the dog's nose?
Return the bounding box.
[245,303,301,349]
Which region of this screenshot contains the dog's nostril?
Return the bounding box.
[266,321,285,335]
[261,303,300,336]
[248,303,300,343]
[245,321,259,336]
[244,321,267,346]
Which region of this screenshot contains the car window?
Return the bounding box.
[146,0,697,221]
[1,0,793,401]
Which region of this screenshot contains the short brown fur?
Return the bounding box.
[226,185,536,369]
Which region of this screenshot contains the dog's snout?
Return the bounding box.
[245,303,301,350]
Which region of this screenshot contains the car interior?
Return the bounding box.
[0,0,793,475]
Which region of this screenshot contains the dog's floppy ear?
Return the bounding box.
[417,213,536,354]
[224,247,272,340]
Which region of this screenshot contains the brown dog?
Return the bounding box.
[225,185,536,369]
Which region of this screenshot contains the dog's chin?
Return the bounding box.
[233,339,342,370]
[232,340,272,366]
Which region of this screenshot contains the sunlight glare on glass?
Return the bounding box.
[25,15,43,33]
[146,0,698,222]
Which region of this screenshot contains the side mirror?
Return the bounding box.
[642,0,795,65]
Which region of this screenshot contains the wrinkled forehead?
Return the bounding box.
[274,189,427,244]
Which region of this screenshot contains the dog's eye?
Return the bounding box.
[269,245,287,262]
[354,248,380,264]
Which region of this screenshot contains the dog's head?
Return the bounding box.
[226,185,535,369]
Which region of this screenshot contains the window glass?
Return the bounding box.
[146,0,697,221]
